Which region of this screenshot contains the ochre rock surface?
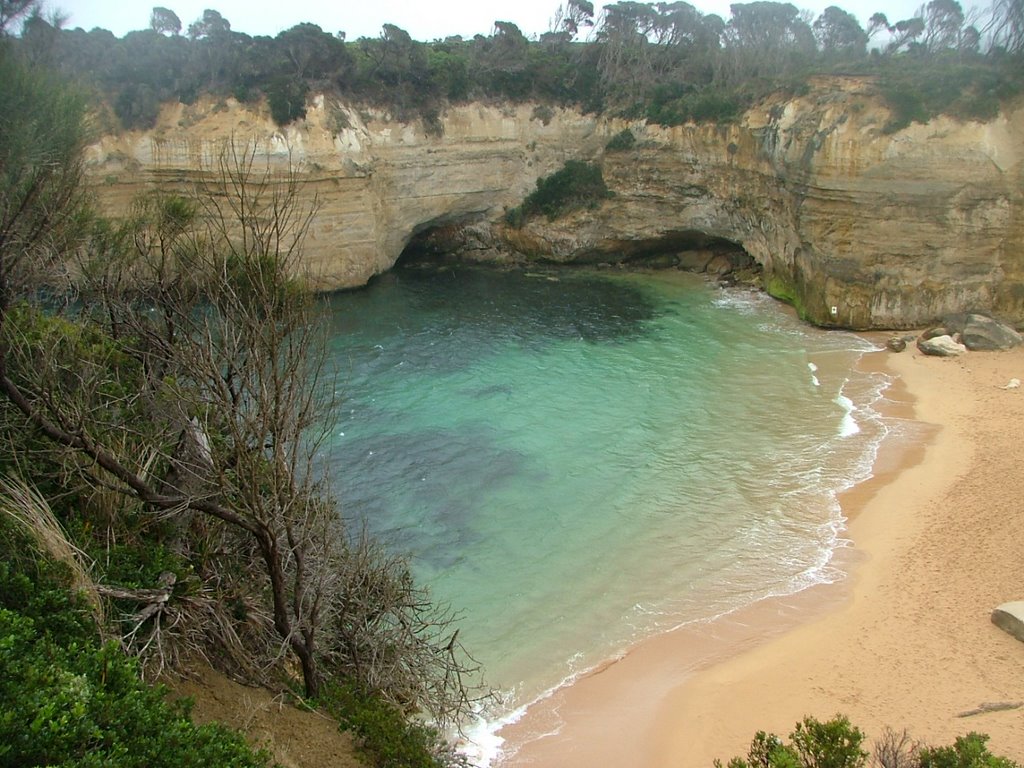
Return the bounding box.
[85,78,1024,330]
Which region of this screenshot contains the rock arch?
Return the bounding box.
[86,93,1024,330]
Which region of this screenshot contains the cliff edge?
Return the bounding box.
[85,79,1023,330]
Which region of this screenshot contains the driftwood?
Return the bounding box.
[96,571,176,604]
[956,701,1023,718]
[96,572,178,661]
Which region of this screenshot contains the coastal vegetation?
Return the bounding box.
[2,0,1024,765]
[0,19,481,767]
[719,716,1020,768]
[504,160,612,226]
[0,517,273,768]
[5,0,1022,132]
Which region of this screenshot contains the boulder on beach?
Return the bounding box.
[887,336,907,352]
[917,334,967,357]
[962,315,1023,351]
[992,602,1024,643]
[937,313,1023,350]
[921,326,952,341]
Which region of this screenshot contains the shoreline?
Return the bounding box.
[495,345,1024,767]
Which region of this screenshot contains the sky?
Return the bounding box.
[49,0,944,41]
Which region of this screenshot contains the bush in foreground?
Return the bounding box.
[717,716,1020,768]
[0,526,272,768]
[321,682,466,768]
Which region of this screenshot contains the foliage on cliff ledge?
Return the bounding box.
[505,160,612,227]
[875,52,1020,132]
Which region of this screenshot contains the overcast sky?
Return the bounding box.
[51,0,951,41]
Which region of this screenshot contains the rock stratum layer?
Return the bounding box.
[86,77,1024,329]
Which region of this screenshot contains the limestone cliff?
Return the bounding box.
[85,79,1024,330]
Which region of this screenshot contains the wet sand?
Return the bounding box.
[498,346,1024,766]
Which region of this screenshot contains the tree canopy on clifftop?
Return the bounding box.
[7,0,1023,131]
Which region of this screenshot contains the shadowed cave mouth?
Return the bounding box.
[397,223,759,283]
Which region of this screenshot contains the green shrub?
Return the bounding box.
[919,733,1018,768]
[790,715,867,768]
[0,524,94,647]
[718,717,1020,768]
[0,526,272,768]
[531,104,555,125]
[114,83,161,131]
[321,681,463,768]
[645,85,746,126]
[878,55,1020,133]
[719,718,864,768]
[605,128,636,152]
[0,614,272,768]
[265,77,309,126]
[508,160,611,226]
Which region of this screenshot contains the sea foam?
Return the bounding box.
[323,270,896,768]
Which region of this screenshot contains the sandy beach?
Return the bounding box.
[498,345,1024,767]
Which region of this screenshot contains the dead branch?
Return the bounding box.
[956,701,1023,718]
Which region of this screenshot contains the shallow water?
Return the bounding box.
[319,265,890,760]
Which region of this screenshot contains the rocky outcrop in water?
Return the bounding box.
[85,78,1024,330]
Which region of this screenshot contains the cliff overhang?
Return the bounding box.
[85,81,1024,330]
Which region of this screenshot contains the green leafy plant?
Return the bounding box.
[265,77,309,126]
[321,681,465,768]
[878,55,1019,133]
[0,524,273,768]
[531,104,555,125]
[505,160,612,226]
[918,733,1018,768]
[718,717,1019,768]
[605,128,637,151]
[790,715,868,768]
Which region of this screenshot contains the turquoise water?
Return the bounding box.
[320,265,889,759]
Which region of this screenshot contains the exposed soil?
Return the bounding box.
[172,667,364,768]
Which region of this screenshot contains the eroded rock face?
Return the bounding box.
[85,79,1024,330]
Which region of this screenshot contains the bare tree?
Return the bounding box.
[1,46,483,723]
[549,0,596,41]
[0,127,485,728]
[871,728,922,768]
[1,143,337,693]
[987,0,1024,53]
[0,0,36,35]
[920,0,966,51]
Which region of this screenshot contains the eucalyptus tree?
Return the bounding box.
[988,0,1023,52]
[550,0,595,40]
[150,6,181,35]
[474,20,530,96]
[275,22,349,81]
[595,2,660,108]
[921,0,966,51]
[813,5,869,58]
[0,0,34,35]
[884,14,926,52]
[722,1,816,81]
